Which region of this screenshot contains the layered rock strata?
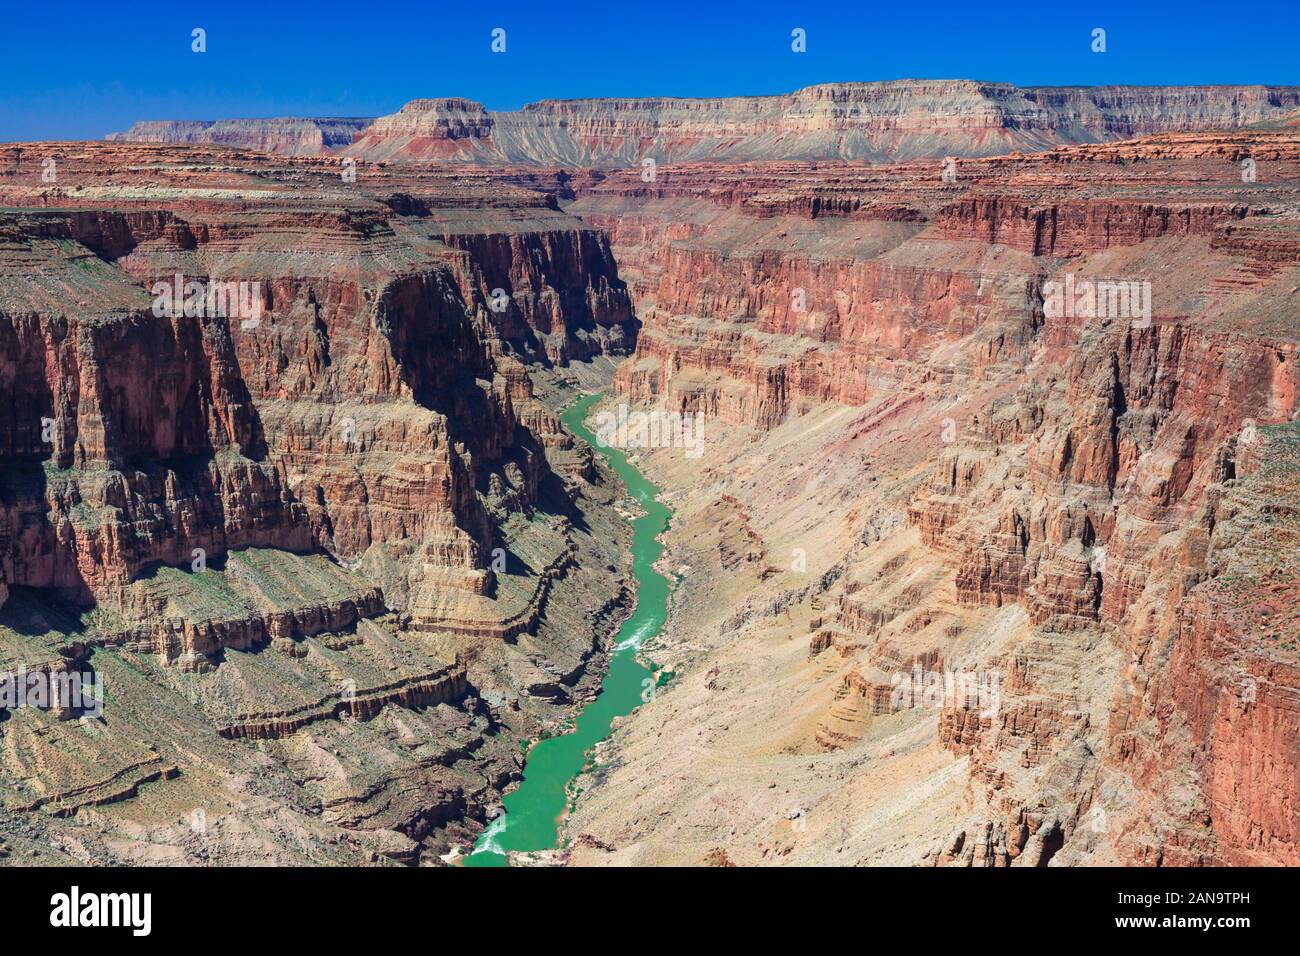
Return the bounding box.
[108,118,375,155]
[0,142,636,863]
[555,129,1299,866]
[110,82,1300,166]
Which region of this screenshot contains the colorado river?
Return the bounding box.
[464,392,671,866]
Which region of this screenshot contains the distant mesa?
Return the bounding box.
[105,80,1300,166]
[107,116,376,156]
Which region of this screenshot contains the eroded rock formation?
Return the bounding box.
[0,142,635,863]
[110,81,1300,166]
[554,128,1300,867]
[7,88,1299,868]
[108,118,375,155]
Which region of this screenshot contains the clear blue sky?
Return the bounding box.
[2,0,1297,141]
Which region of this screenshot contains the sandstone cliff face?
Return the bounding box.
[556,129,1300,866]
[561,129,1298,429]
[1105,428,1300,865]
[0,145,637,600]
[0,214,307,601]
[0,205,495,603]
[344,99,497,162]
[427,214,635,363]
[110,82,1300,166]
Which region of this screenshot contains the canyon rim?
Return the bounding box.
[0,3,1297,913]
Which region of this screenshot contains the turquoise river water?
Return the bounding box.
[464,392,671,866]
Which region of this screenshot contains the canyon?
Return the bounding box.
[0,82,1296,866]
[558,128,1300,866]
[0,142,636,863]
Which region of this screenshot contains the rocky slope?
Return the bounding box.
[551,129,1300,866]
[108,82,1300,166]
[0,142,635,863]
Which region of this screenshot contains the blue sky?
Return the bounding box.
[2,0,1297,141]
